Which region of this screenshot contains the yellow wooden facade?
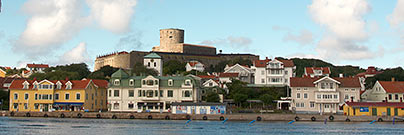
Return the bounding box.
[344,103,404,116]
[0,69,5,78]
[9,79,107,112]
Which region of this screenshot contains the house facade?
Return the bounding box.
[107,69,202,112]
[185,60,205,72]
[290,76,361,114]
[361,80,404,102]
[252,58,295,86]
[0,68,5,78]
[26,64,49,73]
[223,64,254,83]
[9,79,108,112]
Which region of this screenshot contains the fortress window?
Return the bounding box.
[169,36,172,38]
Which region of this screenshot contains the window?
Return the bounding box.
[345,88,348,91]
[147,90,154,97]
[261,79,265,83]
[92,94,94,100]
[317,94,321,99]
[49,94,52,100]
[147,62,150,67]
[310,102,315,108]
[154,80,158,85]
[86,93,88,100]
[168,79,173,86]
[142,80,146,85]
[13,103,18,109]
[147,80,154,85]
[304,93,308,99]
[389,94,392,100]
[57,84,61,89]
[24,103,28,109]
[138,90,142,97]
[14,93,18,100]
[184,91,191,97]
[261,70,265,75]
[185,80,191,86]
[321,83,325,89]
[297,93,301,98]
[34,104,39,109]
[325,104,330,108]
[114,79,120,86]
[345,94,349,100]
[66,83,72,89]
[155,90,158,97]
[285,71,288,75]
[24,93,29,100]
[334,94,338,99]
[154,62,157,67]
[129,79,134,86]
[109,90,111,97]
[395,94,399,100]
[76,93,81,100]
[304,88,308,91]
[129,90,134,97]
[142,90,146,97]
[285,78,288,83]
[296,103,300,107]
[35,93,38,100]
[128,103,134,109]
[23,84,28,89]
[160,90,163,97]
[65,93,70,100]
[329,83,334,89]
[168,90,173,97]
[297,88,300,91]
[55,93,59,100]
[114,90,119,97]
[351,89,355,91]
[301,103,305,107]
[114,103,119,109]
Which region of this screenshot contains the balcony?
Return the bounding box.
[181,97,193,101]
[315,92,340,103]
[139,96,160,101]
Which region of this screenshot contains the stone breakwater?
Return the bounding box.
[0,111,399,122]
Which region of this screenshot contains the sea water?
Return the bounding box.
[1,117,404,135]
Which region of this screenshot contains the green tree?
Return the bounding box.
[183,70,208,76]
[132,62,159,76]
[88,65,119,80]
[365,67,404,89]
[259,94,273,105]
[0,90,9,110]
[206,91,220,102]
[163,60,186,75]
[46,63,91,79]
[233,93,248,107]
[29,70,80,80]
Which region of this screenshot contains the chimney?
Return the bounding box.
[339,74,343,78]
[392,77,395,82]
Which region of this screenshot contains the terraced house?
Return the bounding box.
[9,79,108,112]
[107,69,202,112]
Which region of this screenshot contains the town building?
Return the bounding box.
[356,66,383,90]
[0,77,23,91]
[218,73,239,83]
[26,64,49,73]
[152,28,216,55]
[304,67,331,77]
[223,64,254,83]
[290,76,361,114]
[361,79,404,102]
[9,79,108,112]
[251,58,295,86]
[185,60,205,72]
[171,102,226,114]
[93,29,259,71]
[0,68,5,78]
[107,69,202,113]
[143,53,163,76]
[343,102,404,116]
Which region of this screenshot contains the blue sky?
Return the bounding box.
[0,0,403,70]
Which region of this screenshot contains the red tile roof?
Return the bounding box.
[9,79,108,90]
[356,66,383,77]
[290,77,361,87]
[219,73,239,77]
[0,77,24,89]
[253,59,271,67]
[197,75,217,79]
[27,64,49,68]
[379,81,404,93]
[346,102,404,108]
[188,61,203,67]
[277,59,295,67]
[305,67,331,74]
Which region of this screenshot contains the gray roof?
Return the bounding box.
[144,53,161,59]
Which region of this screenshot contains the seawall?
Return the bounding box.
[0,111,399,122]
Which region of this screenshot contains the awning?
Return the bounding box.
[53,102,84,106]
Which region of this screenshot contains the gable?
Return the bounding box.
[313,76,340,84]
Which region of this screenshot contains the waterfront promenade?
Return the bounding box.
[0,111,398,122]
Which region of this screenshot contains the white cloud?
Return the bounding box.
[388,0,404,27]
[86,0,137,34]
[283,29,314,45]
[14,0,87,58]
[307,0,380,61]
[58,42,91,64]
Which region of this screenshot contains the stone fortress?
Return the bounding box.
[94,28,259,71]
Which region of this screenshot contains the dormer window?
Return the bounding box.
[56,81,62,89]
[168,79,173,86]
[65,82,72,89]
[129,79,134,86]
[154,80,159,85]
[147,80,153,85]
[23,84,29,89]
[185,80,191,86]
[114,79,120,86]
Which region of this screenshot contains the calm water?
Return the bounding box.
[1,117,404,135]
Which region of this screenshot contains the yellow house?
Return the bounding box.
[344,102,404,116]
[9,79,108,112]
[0,68,6,78]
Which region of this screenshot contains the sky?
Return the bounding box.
[0,0,404,71]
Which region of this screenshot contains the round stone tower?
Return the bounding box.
[160,28,184,46]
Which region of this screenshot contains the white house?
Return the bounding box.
[185,61,205,72]
[26,64,49,73]
[251,58,295,86]
[290,76,361,114]
[304,67,331,77]
[361,79,404,102]
[144,53,163,76]
[223,64,254,84]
